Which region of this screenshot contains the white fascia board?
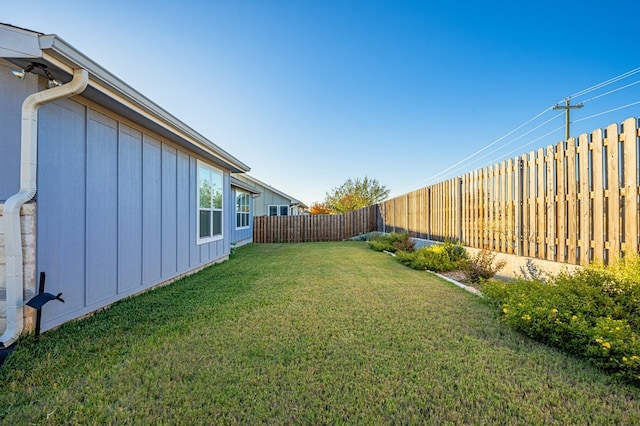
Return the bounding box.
[36,33,250,173]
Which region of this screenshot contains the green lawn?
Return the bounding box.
[2,242,639,424]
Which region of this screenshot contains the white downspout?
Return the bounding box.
[1,68,88,348]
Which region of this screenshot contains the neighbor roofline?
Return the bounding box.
[232,173,308,208]
[230,176,261,194]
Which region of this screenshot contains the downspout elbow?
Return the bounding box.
[1,68,88,348]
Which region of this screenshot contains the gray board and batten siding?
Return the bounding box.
[35,96,233,332]
[0,59,34,201]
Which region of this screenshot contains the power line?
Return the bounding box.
[482,125,566,167]
[581,79,640,104]
[573,100,640,124]
[452,115,564,172]
[402,67,640,195]
[421,124,566,186]
[419,112,564,187]
[568,67,640,100]
[408,106,555,187]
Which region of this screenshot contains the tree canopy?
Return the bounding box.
[309,202,333,215]
[323,176,389,214]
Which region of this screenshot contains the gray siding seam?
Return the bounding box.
[175,148,179,273]
[140,131,145,287]
[157,138,161,282]
[116,121,120,294]
[83,103,89,308]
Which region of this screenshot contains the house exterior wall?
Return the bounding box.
[34,97,232,332]
[233,175,293,216]
[0,59,38,202]
[230,188,254,246]
[258,192,293,217]
[0,203,37,332]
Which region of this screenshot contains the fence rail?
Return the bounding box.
[253,206,378,243]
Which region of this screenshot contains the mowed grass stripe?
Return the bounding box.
[1,242,639,424]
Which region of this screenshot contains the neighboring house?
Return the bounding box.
[230,177,260,247]
[232,173,308,216]
[0,23,251,347]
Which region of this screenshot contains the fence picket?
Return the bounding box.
[606,123,621,261]
[592,129,605,262]
[528,151,537,257]
[556,141,566,263]
[578,133,590,264]
[622,118,639,254]
[566,138,578,264]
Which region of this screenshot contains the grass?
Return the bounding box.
[2,242,640,424]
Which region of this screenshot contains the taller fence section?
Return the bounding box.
[380,117,640,265]
[253,205,379,243]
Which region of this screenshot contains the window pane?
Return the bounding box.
[199,210,211,238]
[199,167,211,208]
[212,210,222,236]
[280,205,289,216]
[211,171,223,209]
[269,206,278,216]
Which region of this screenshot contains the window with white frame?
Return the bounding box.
[268,204,290,216]
[198,162,223,243]
[236,192,250,229]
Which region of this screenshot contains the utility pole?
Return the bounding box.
[553,97,583,141]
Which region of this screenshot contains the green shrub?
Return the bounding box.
[396,241,468,273]
[483,253,640,385]
[368,232,415,253]
[464,248,506,283]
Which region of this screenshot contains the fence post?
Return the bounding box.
[515,157,524,256]
[427,187,431,241]
[457,177,462,243]
[406,194,410,236]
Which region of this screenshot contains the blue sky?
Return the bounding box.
[4,1,640,205]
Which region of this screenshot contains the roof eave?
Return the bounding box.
[230,176,261,194]
[232,173,307,207]
[1,25,249,173]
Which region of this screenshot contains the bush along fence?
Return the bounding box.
[253,205,379,243]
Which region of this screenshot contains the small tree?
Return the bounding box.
[309,202,333,215]
[325,176,389,213]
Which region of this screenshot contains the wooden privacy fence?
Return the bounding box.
[253,205,379,243]
[380,117,640,265]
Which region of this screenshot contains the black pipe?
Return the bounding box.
[35,272,46,341]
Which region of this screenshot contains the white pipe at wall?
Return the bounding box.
[1,68,88,348]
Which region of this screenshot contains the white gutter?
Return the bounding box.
[1,68,88,348]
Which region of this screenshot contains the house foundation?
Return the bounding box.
[0,202,37,335]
